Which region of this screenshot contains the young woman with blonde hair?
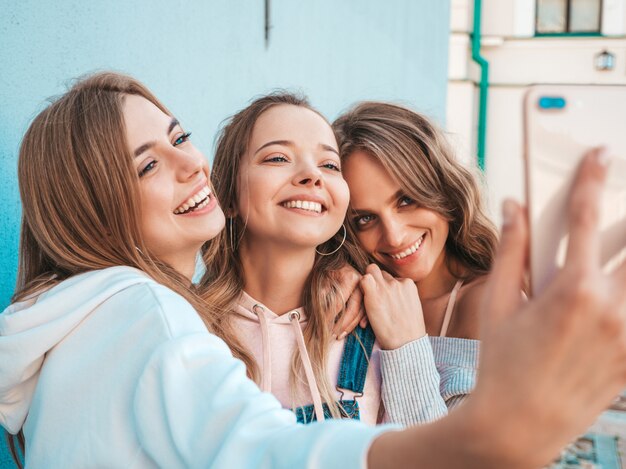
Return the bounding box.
[203,92,447,425]
[1,71,626,469]
[334,102,498,407]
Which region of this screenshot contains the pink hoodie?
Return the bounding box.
[232,291,382,425]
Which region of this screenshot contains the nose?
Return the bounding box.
[174,147,204,181]
[380,215,406,248]
[293,161,323,188]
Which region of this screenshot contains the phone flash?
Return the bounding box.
[538,96,567,110]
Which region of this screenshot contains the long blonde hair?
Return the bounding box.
[14,70,243,404]
[333,101,498,280]
[200,92,367,418]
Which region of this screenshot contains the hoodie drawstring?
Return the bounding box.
[288,310,326,422]
[252,304,272,393]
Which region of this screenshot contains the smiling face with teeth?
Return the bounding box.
[343,151,450,284]
[236,104,349,250]
[123,94,225,278]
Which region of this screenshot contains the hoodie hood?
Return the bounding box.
[236,291,308,324]
[0,266,151,434]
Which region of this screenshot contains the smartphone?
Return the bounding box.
[524,84,626,297]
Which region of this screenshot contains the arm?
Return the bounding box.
[379,337,448,425]
[134,332,391,469]
[360,265,448,425]
[430,336,480,409]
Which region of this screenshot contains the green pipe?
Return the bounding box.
[471,0,489,170]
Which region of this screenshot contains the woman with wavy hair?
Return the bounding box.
[334,102,499,407]
[1,71,625,469]
[203,92,446,425]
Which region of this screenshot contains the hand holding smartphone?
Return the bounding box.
[524,85,626,296]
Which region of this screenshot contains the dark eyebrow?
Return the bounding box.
[320,143,339,156]
[133,118,180,158]
[387,189,405,205]
[253,140,339,157]
[253,140,293,156]
[351,190,405,216]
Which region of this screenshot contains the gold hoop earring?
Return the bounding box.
[315,224,347,256]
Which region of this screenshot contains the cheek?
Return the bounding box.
[333,179,350,213]
[438,222,450,244]
[140,183,170,221]
[355,230,377,253]
[236,178,269,226]
[428,214,450,248]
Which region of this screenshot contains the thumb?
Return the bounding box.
[482,199,528,332]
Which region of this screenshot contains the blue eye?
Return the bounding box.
[264,154,289,163]
[399,196,414,207]
[174,132,192,146]
[138,160,157,177]
[355,214,375,228]
[321,161,341,172]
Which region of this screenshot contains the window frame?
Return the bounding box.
[535,0,604,36]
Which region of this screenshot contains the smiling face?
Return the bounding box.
[123,94,225,277]
[236,104,349,250]
[343,150,450,283]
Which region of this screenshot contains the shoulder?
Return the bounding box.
[92,267,208,339]
[449,276,489,339]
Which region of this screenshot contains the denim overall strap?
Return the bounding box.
[294,324,376,424]
[336,324,376,394]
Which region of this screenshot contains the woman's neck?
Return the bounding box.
[163,249,198,282]
[239,239,315,314]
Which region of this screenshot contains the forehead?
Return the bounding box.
[122,94,171,146]
[343,151,400,209]
[249,104,336,149]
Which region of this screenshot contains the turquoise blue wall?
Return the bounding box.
[0,0,450,465]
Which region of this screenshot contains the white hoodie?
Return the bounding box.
[0,267,388,468]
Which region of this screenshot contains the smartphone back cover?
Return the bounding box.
[524,85,626,296]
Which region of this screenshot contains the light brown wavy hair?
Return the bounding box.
[332,101,498,281]
[200,92,368,419]
[10,72,237,465]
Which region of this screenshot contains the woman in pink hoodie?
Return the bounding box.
[202,93,451,425]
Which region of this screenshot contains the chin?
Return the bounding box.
[203,211,226,241]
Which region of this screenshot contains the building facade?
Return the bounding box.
[447,0,626,222]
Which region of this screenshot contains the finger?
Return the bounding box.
[360,273,376,296]
[336,265,361,299]
[359,313,368,329]
[365,264,385,282]
[483,199,528,327]
[381,270,394,282]
[334,287,363,337]
[341,307,366,339]
[564,148,610,273]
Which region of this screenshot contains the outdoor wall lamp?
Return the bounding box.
[594,50,615,71]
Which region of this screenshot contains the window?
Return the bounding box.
[536,0,602,34]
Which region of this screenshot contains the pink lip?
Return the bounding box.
[385,235,426,258]
[384,234,426,266]
[177,191,218,217]
[278,193,328,210]
[175,178,209,211]
[388,249,421,266]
